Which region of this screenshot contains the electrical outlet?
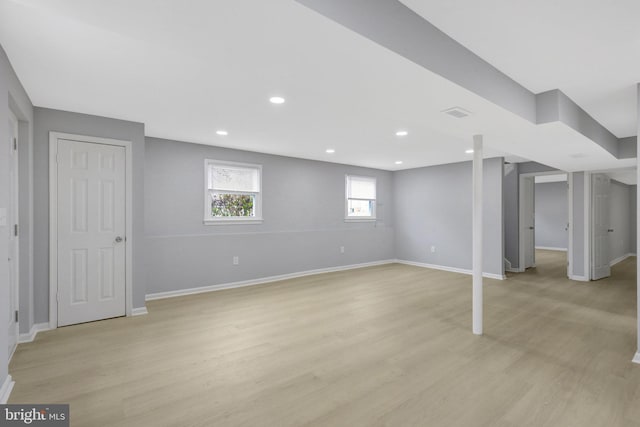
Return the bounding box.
[233,256,239,265]
[340,246,345,254]
[430,246,436,253]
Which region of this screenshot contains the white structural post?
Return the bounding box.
[472,134,483,335]
[635,84,640,364]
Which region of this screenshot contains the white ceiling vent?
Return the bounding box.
[442,106,472,118]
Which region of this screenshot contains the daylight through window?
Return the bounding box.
[345,175,376,220]
[205,160,262,223]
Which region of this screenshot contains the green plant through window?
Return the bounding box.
[211,193,255,217]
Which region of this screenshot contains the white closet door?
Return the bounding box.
[57,139,126,326]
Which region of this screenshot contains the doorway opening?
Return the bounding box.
[518,172,570,277]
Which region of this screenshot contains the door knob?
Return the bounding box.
[115,236,123,243]
[607,229,614,232]
[528,226,534,230]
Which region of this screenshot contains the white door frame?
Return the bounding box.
[567,173,573,278]
[518,175,535,271]
[518,171,572,276]
[49,132,133,329]
[584,172,592,281]
[8,110,19,358]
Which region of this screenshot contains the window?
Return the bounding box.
[205,159,262,224]
[345,175,376,220]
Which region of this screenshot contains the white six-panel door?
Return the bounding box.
[8,112,19,357]
[57,139,126,326]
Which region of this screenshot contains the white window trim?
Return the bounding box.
[204,159,263,225]
[345,174,377,222]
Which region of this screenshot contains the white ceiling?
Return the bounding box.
[400,0,640,138]
[0,0,636,172]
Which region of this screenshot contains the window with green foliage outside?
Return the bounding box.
[205,160,262,222]
[211,193,255,217]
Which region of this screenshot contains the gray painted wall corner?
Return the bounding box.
[393,158,504,277]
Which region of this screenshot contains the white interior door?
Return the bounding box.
[591,173,611,280]
[57,139,126,326]
[8,112,19,357]
[522,176,535,269]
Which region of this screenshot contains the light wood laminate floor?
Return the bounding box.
[9,250,640,426]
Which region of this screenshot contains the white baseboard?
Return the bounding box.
[395,259,506,280]
[132,307,148,316]
[18,322,51,344]
[535,246,567,252]
[146,259,396,301]
[569,275,589,282]
[610,253,635,267]
[0,375,14,404]
[633,352,640,365]
[505,267,522,273]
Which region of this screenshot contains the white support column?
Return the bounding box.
[472,135,483,335]
[635,83,640,364]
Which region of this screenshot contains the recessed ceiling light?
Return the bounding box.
[216,130,228,136]
[395,130,408,137]
[325,149,335,154]
[395,161,403,165]
[465,149,474,154]
[269,96,286,104]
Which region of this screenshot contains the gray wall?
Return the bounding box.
[144,137,395,295]
[1,45,34,390]
[609,180,632,262]
[535,181,568,250]
[33,108,146,324]
[393,158,504,277]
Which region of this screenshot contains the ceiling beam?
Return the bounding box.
[296,0,636,160]
[296,0,536,123]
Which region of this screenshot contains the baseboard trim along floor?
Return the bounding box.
[18,323,52,344]
[146,259,507,302]
[0,375,14,404]
[146,259,396,301]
